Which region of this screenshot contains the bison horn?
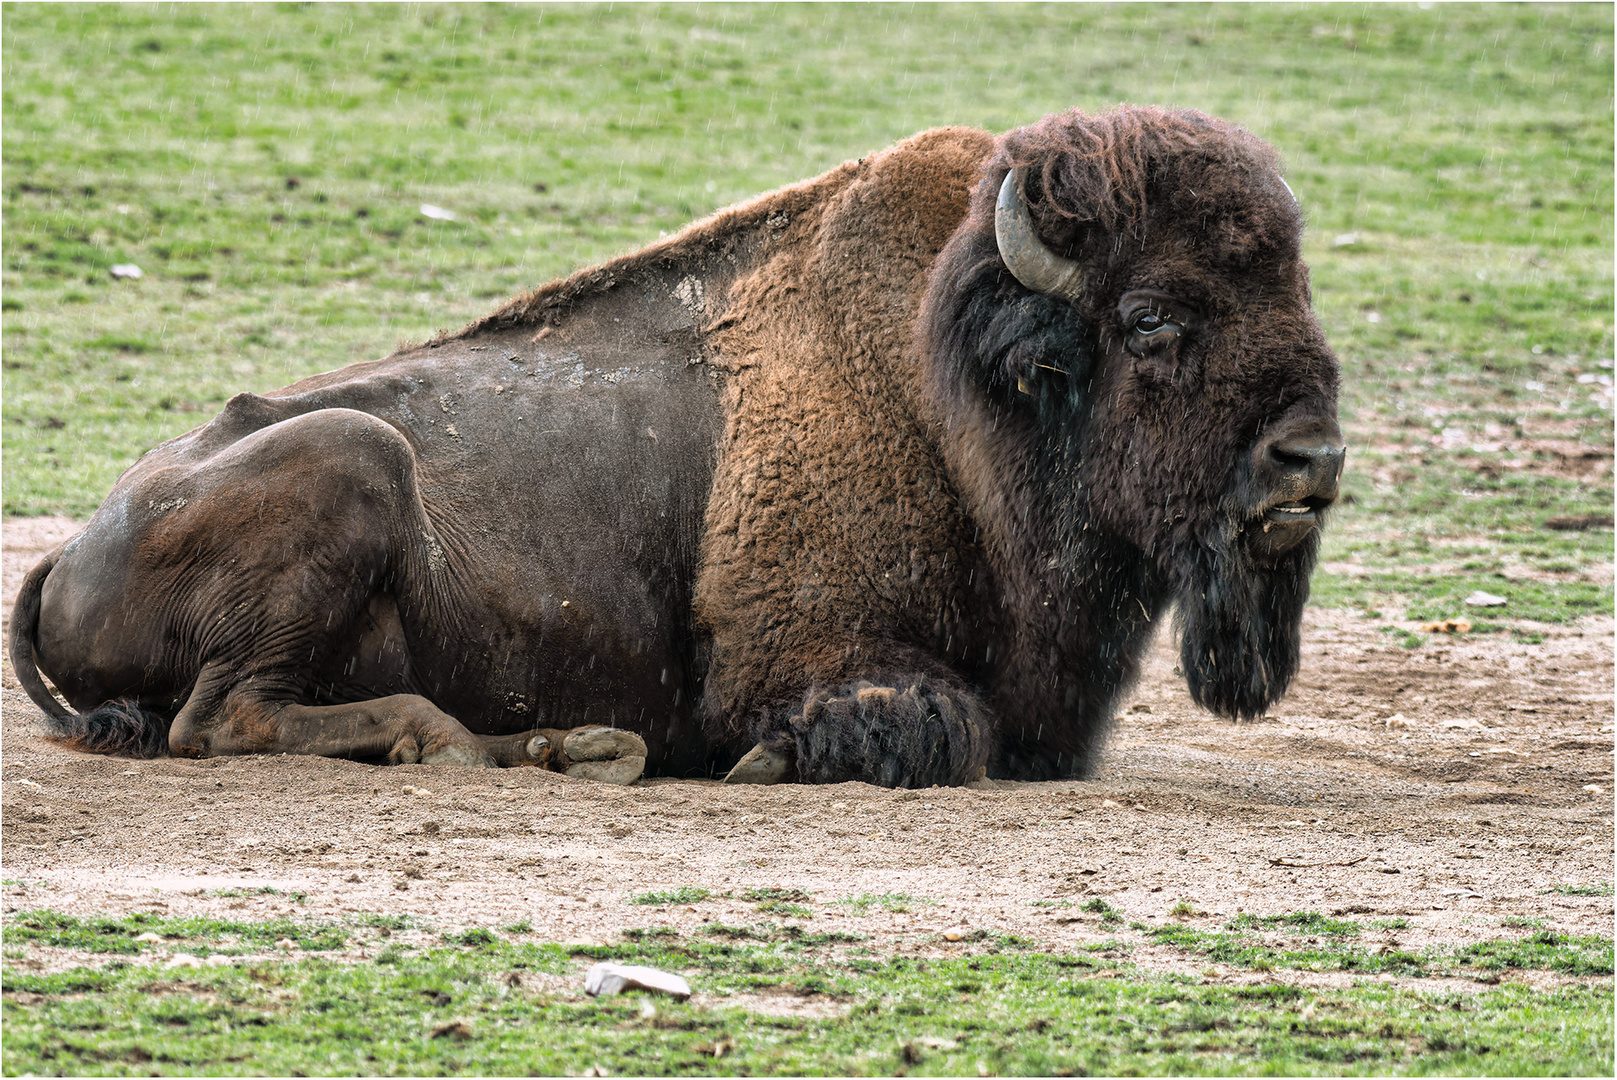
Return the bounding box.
[1279,176,1299,206]
[994,167,1084,304]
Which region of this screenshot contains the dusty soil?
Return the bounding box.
[3,514,1612,990]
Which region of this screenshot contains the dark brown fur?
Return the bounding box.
[12,106,1341,786]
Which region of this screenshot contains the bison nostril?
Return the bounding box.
[1269,444,1314,470]
[1267,440,1345,476]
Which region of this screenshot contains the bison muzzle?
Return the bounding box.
[10,105,1344,787]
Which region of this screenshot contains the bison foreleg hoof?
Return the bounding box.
[723,740,797,785]
[787,677,988,788]
[560,727,647,786]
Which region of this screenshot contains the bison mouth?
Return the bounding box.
[1261,495,1329,525]
[1249,495,1331,557]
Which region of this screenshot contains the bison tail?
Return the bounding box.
[47,698,172,759]
[7,552,171,758]
[9,553,76,725]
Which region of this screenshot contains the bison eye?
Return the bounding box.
[1132,312,1174,336]
[1117,290,1194,362]
[1126,309,1182,357]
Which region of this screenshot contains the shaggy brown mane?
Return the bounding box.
[976,105,1293,266]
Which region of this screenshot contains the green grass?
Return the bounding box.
[835,892,937,916]
[629,886,712,907]
[1141,920,1614,980]
[1083,897,1126,925]
[3,909,349,956]
[3,913,1612,1076]
[1225,912,1362,937]
[1547,882,1616,897]
[207,887,305,903]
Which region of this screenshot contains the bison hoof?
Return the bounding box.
[525,735,551,760]
[723,741,795,785]
[559,728,647,785]
[562,727,647,763]
[566,756,646,785]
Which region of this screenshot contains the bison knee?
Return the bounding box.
[783,676,988,788]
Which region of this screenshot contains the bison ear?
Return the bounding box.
[994,167,1085,305]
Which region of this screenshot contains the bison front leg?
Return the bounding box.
[727,676,990,788]
[476,726,647,785]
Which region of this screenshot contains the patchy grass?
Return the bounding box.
[1454,931,1615,978]
[834,892,937,915]
[740,888,815,919]
[1139,919,1614,980]
[2,910,349,956]
[1082,897,1125,925]
[1225,912,1363,937]
[1546,882,1616,897]
[628,887,712,907]
[2,913,1611,1076]
[208,886,305,903]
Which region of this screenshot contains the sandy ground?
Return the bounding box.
[3,514,1612,991]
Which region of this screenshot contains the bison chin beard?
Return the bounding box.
[1173,520,1320,721]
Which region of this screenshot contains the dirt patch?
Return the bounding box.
[3,515,1612,973]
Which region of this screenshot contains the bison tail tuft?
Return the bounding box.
[45,698,172,759]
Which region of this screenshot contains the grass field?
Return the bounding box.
[2,2,1613,1075]
[3,908,1612,1076]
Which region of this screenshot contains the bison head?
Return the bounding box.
[923,105,1344,725]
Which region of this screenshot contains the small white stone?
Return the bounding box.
[1463,590,1508,607]
[584,961,690,999]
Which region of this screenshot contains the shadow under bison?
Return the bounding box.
[10,105,1344,788]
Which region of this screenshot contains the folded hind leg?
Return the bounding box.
[170,664,645,780]
[169,666,497,766]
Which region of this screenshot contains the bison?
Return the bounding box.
[10,106,1344,788]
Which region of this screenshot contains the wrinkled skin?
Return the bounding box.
[11,107,1343,787]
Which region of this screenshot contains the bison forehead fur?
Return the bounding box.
[11,105,1343,788]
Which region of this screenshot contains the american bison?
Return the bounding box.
[10,106,1344,788]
